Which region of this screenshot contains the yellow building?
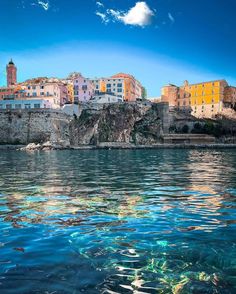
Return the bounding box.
[161,79,228,118]
[66,83,74,103]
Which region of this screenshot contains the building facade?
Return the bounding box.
[161,80,229,118]
[91,93,123,104]
[91,73,142,102]
[0,99,52,110]
[224,86,236,109]
[20,78,69,108]
[69,73,94,103]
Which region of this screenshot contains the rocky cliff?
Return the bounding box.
[0,103,169,147]
[69,102,169,146]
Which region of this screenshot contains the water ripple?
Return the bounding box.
[0,149,236,293]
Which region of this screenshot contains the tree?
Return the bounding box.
[141,87,147,100]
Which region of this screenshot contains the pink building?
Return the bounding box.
[20,77,69,109]
[70,73,94,103]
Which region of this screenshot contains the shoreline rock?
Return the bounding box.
[10,142,236,151]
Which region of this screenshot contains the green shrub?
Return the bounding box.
[182,125,189,133]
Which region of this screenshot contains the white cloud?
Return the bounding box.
[37,1,50,11]
[116,2,155,27]
[95,1,155,27]
[95,12,109,24]
[96,1,104,8]
[168,12,175,24]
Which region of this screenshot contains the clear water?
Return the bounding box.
[0,149,236,294]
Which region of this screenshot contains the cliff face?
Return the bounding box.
[69,103,169,146]
[0,103,169,146]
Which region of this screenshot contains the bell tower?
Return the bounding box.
[6,59,17,87]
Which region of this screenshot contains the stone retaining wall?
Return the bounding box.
[0,110,71,145]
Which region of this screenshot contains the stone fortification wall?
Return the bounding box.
[0,109,71,145]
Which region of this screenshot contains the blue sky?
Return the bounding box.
[0,0,236,96]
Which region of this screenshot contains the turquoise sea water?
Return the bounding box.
[0,149,236,293]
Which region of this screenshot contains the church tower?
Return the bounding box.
[6,59,17,87]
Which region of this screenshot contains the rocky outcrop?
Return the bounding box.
[69,103,169,146]
[19,140,70,151]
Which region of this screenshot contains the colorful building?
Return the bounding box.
[69,73,94,103]
[19,77,69,108]
[91,73,143,102]
[161,80,229,118]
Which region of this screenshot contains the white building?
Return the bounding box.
[91,73,143,102]
[91,78,125,101]
[91,93,123,104]
[0,99,52,110]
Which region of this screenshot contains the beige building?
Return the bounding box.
[224,86,236,109]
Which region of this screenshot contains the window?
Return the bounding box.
[0,104,2,109]
[6,104,12,109]
[32,86,36,90]
[117,83,122,87]
[25,104,31,109]
[82,85,87,91]
[41,86,44,89]
[107,89,112,93]
[28,86,31,90]
[117,88,122,93]
[34,104,41,108]
[107,84,111,88]
[33,92,37,97]
[40,92,44,96]
[15,104,22,109]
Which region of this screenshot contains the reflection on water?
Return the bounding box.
[0,149,236,293]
